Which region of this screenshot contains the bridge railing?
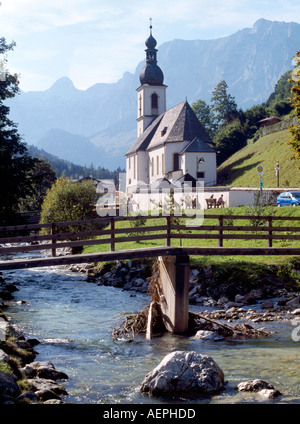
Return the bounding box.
[0,213,300,257]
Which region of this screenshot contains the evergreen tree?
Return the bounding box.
[210,80,238,129]
[18,158,56,212]
[0,38,35,224]
[191,99,216,138]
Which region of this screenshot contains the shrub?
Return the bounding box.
[39,177,98,235]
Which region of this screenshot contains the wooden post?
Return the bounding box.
[218,216,223,247]
[166,216,171,247]
[110,218,115,252]
[267,217,273,248]
[158,254,190,334]
[51,223,56,257]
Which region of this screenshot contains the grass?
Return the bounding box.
[217,129,300,187]
[82,206,300,267]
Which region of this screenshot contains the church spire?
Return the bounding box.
[139,19,164,85]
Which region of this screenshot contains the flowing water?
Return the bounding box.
[1,252,300,404]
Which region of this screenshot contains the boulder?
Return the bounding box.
[35,388,61,401]
[261,301,274,309]
[259,388,282,400]
[238,379,282,400]
[286,296,300,309]
[22,361,68,380]
[134,278,145,287]
[26,378,68,396]
[235,294,244,304]
[194,330,224,342]
[217,297,228,306]
[0,371,21,398]
[0,290,14,300]
[0,349,9,362]
[238,379,274,392]
[0,317,8,341]
[140,351,224,395]
[37,366,68,381]
[43,399,63,404]
[16,391,39,403]
[249,289,263,300]
[292,309,300,316]
[243,292,257,305]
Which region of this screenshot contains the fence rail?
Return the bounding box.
[0,213,300,259]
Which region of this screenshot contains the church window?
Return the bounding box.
[157,155,159,175]
[151,157,154,176]
[173,153,179,171]
[197,171,205,179]
[161,127,167,137]
[162,153,165,174]
[139,95,142,117]
[128,157,131,169]
[151,93,158,111]
[134,156,136,179]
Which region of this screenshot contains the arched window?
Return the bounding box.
[151,93,158,111]
[173,153,179,171]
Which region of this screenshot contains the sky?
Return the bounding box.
[0,0,299,92]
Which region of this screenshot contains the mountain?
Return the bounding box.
[36,128,110,168]
[7,19,300,170]
[28,145,123,181]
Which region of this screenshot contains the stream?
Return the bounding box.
[1,251,300,404]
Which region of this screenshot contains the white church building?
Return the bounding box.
[125,24,217,196]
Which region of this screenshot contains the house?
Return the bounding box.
[258,116,281,127]
[125,24,217,195]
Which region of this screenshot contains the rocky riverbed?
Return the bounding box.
[0,275,69,404]
[68,259,300,315]
[1,258,300,404]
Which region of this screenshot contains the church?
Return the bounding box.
[125,24,217,194]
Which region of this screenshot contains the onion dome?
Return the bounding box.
[139,20,164,86]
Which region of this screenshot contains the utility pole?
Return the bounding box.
[275,162,280,187]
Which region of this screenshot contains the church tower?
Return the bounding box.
[137,20,167,136]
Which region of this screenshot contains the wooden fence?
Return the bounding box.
[0,213,300,258]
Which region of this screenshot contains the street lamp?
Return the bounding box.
[274,162,280,187]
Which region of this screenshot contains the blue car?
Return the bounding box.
[277,192,300,207]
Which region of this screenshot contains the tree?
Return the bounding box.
[288,51,300,165]
[266,70,293,109]
[191,99,216,138]
[18,159,56,212]
[210,80,238,129]
[214,119,246,165]
[0,38,35,224]
[40,177,98,234]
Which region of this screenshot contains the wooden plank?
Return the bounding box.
[170,224,300,232]
[0,233,168,254]
[171,233,300,240]
[0,224,169,245]
[0,246,299,270]
[1,222,298,244]
[1,213,299,235]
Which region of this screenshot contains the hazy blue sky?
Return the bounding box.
[0,0,299,92]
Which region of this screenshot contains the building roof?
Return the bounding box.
[258,116,281,127]
[175,173,198,186]
[180,137,215,154]
[126,100,214,156]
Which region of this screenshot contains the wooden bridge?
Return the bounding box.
[1,213,299,334]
